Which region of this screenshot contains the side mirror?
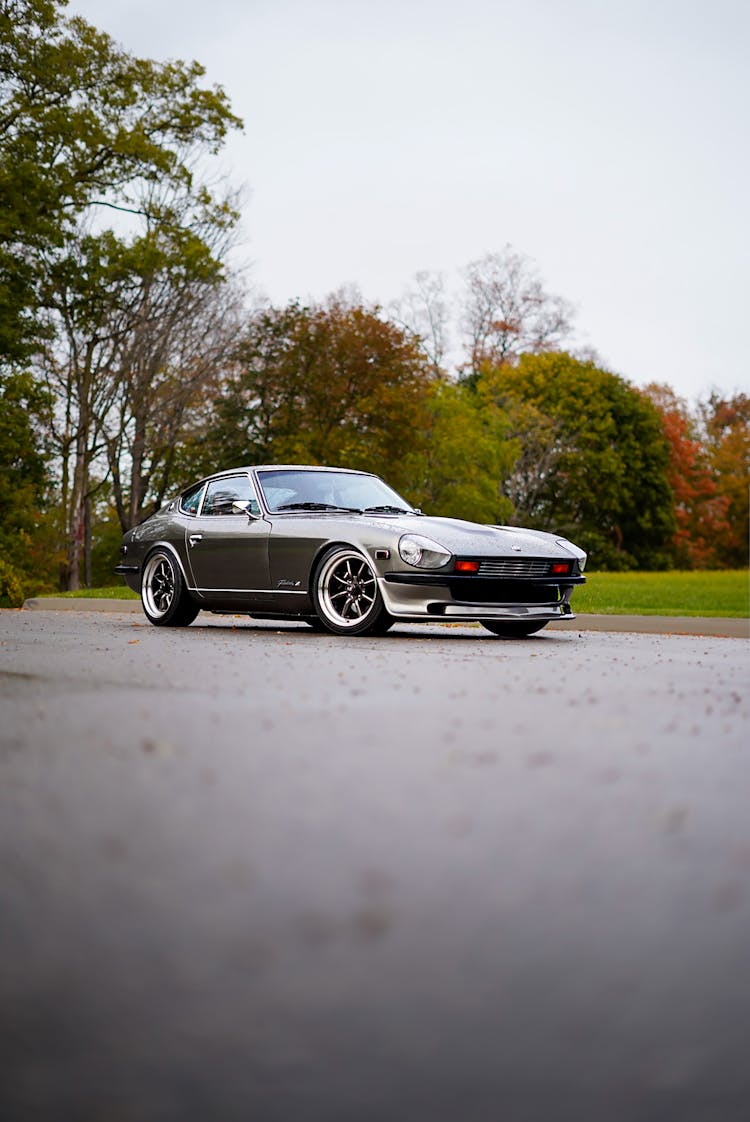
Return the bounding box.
[231,500,260,520]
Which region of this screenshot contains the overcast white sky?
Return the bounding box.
[71,0,748,403]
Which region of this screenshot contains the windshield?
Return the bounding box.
[257,469,415,514]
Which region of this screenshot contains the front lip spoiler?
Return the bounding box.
[427,603,576,620]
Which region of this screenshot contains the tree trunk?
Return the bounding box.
[84,493,92,588]
[65,377,91,591]
[128,400,147,529]
[67,505,83,591]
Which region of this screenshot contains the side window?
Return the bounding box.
[179,482,205,515]
[202,475,260,517]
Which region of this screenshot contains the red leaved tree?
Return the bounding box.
[643,384,731,568]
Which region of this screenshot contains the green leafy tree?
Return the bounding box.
[202,297,436,496]
[479,353,675,569]
[0,0,241,364]
[0,369,56,604]
[401,378,514,522]
[1,0,243,587]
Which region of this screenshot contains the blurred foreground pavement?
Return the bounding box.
[1,610,750,1121]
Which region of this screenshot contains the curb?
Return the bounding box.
[20,598,749,638]
[22,597,142,614]
[549,614,748,639]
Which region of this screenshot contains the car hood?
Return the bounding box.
[364,514,583,559]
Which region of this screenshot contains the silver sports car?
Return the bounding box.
[116,465,587,637]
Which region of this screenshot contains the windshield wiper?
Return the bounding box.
[362,504,414,515]
[276,502,363,513]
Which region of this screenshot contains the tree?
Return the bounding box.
[0,369,56,604]
[642,384,730,568]
[699,392,750,568]
[203,296,436,495]
[39,231,133,588]
[479,353,675,569]
[0,0,241,364]
[391,269,450,376]
[104,260,243,535]
[38,215,242,587]
[400,378,514,523]
[488,394,564,524]
[1,0,243,587]
[460,246,574,379]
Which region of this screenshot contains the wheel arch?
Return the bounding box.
[141,541,197,599]
[308,539,365,597]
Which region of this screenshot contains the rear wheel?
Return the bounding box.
[141,550,199,627]
[481,620,548,638]
[313,547,389,636]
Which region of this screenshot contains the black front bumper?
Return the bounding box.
[384,572,584,604]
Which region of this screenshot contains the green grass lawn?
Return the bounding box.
[574,570,748,618]
[47,585,139,600]
[46,570,749,618]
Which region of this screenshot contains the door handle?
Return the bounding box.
[188,534,203,547]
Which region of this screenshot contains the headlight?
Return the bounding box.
[556,539,586,572]
[398,534,451,569]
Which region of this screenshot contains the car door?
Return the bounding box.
[185,474,271,602]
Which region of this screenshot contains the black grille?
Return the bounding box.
[477,558,553,578]
[447,579,562,604]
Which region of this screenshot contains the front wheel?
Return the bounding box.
[481,620,548,638]
[141,550,199,627]
[302,617,327,632]
[312,547,389,636]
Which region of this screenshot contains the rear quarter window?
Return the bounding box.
[179,483,204,515]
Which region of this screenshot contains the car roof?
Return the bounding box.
[254,465,371,475]
[216,464,371,477]
[181,464,374,490]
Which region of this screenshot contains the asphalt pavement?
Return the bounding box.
[1,609,749,1121]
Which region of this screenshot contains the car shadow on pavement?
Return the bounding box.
[150,617,570,643]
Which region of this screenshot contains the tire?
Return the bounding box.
[312,547,388,636]
[141,549,200,627]
[369,613,395,634]
[481,620,548,638]
[305,610,394,635]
